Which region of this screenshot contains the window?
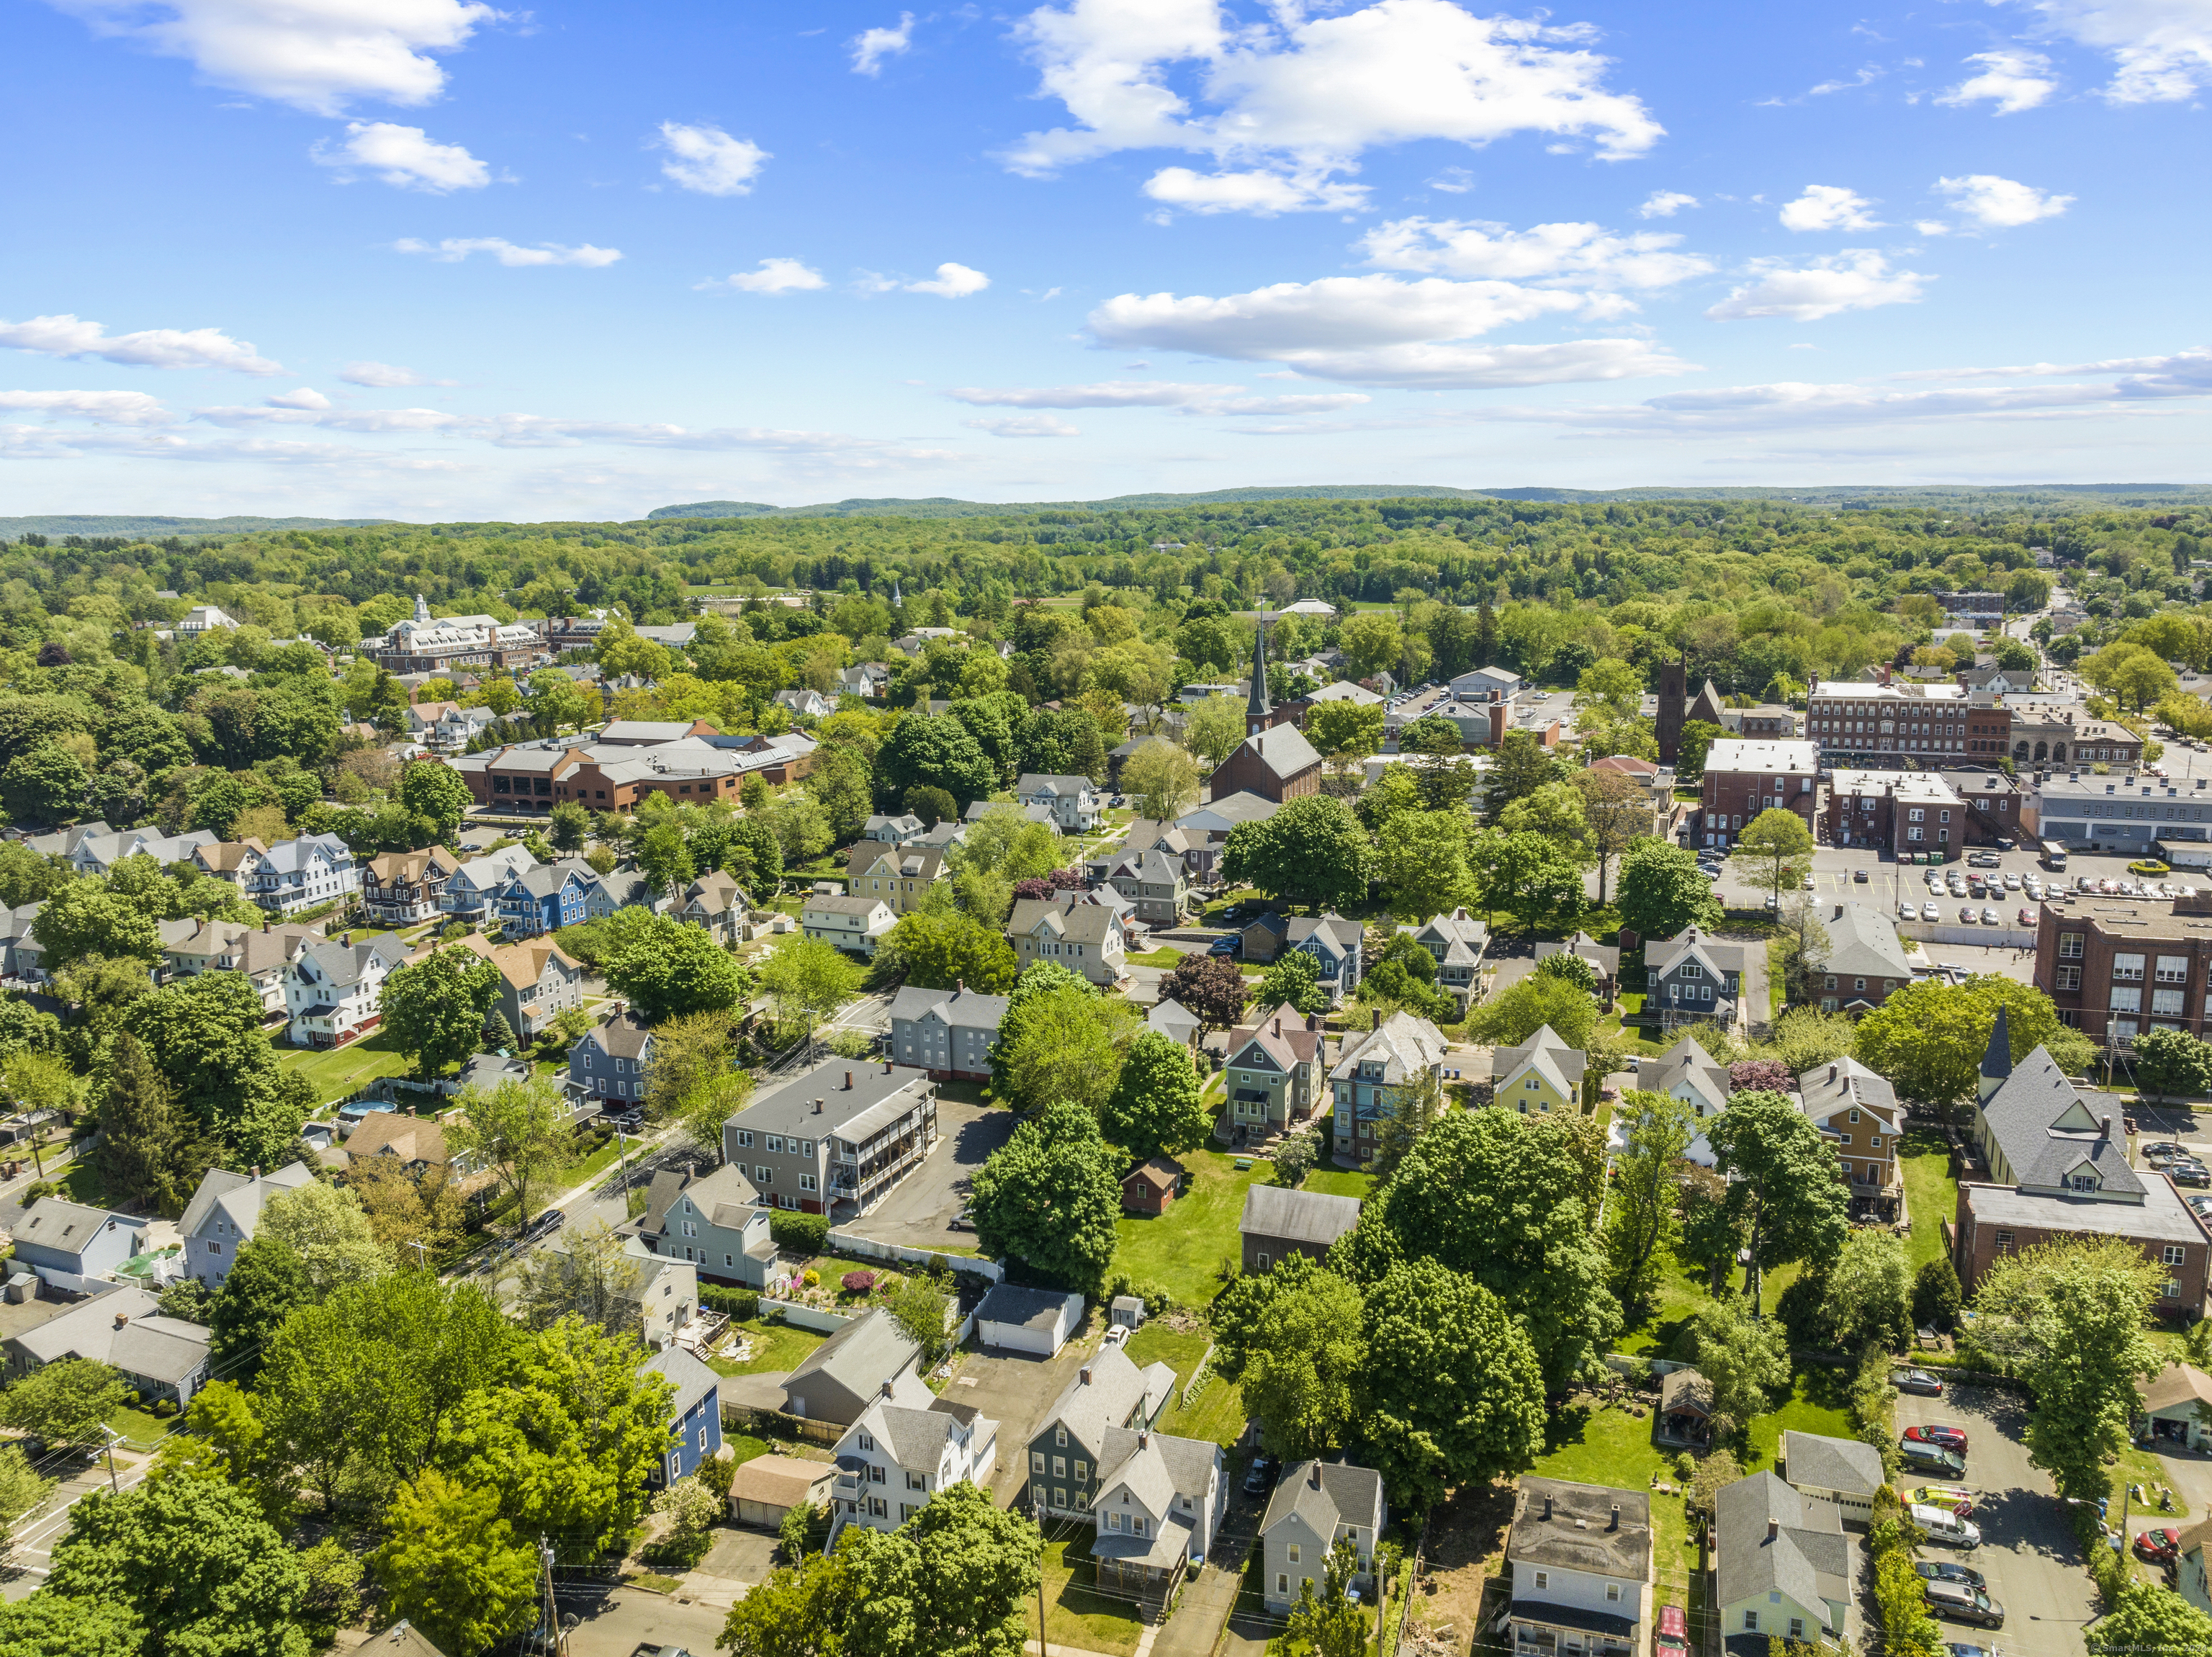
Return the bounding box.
[2058,965,2082,991]
[735,1131,754,1149]
[860,1433,876,1452]
[868,1465,885,1483]
[1053,1457,1066,1478]
[1290,1546,1303,1566]
[1743,1613,1759,1633]
[1278,1575,1289,1595]
[2167,1246,2188,1267]
[1789,1620,1805,1642]
[907,1471,926,1491]
[1531,1570,1545,1591]
[1107,1512,1123,1532]
[1994,1230,2015,1254]
[799,1173,817,1193]
[2115,953,2147,982]
[755,1164,772,1183]
[2156,988,2186,1015]
[1055,1427,1066,1449]
[2113,987,2143,1014]
[1606,1585,1622,1604]
[2159,956,2191,984]
[2059,933,2084,961]
[1031,1452,1045,1473]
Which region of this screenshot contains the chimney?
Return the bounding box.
[1080,1365,1093,1386]
[955,979,964,995]
[845,1070,853,1090]
[882,1379,894,1398]
[883,1059,893,1074]
[1767,1518,1779,1543]
[1542,1492,1552,1520]
[1609,1503,1620,1532]
[1829,1061,1838,1083]
[1310,1464,1323,1490]
[1139,1429,1149,1448]
[114,1311,129,1329]
[2102,1114,2113,1139]
[251,1165,261,1179]
[1272,1017,1282,1037]
[812,1098,824,1114]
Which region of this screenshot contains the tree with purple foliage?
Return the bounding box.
[1727,1059,1794,1095]
[1011,867,1087,902]
[1162,953,1249,1034]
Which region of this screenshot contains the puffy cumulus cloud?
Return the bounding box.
[1936,49,2061,113]
[701,258,827,295]
[340,360,450,387]
[394,237,621,266]
[1088,272,1689,386]
[999,0,1661,215]
[1357,215,1712,289]
[947,380,1372,415]
[1778,184,1882,232]
[264,387,331,409]
[851,12,914,75]
[1987,0,2212,102]
[0,313,283,374]
[656,122,769,197]
[1637,190,1697,218]
[0,388,173,424]
[963,414,1081,436]
[48,0,496,115]
[1705,251,1928,321]
[1933,173,2074,227]
[905,262,989,297]
[311,120,493,191]
[1143,166,1369,215]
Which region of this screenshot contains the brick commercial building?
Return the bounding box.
[1955,1013,2208,1319]
[1805,680,1982,765]
[2032,772,2212,856]
[448,729,815,813]
[2010,711,2143,769]
[1938,768,2031,844]
[1825,770,1980,858]
[2036,890,2212,1043]
[1697,739,1821,850]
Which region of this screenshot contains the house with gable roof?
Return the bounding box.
[642,1344,723,1488]
[1534,931,1622,1005]
[362,846,462,925]
[1779,1430,1885,1527]
[581,866,666,922]
[678,869,747,943]
[191,838,267,886]
[1955,1010,2210,1315]
[441,843,538,922]
[9,1198,150,1293]
[243,832,359,915]
[1329,1011,1454,1168]
[1223,1008,1328,1135]
[1017,773,1107,832]
[1144,997,1203,1051]
[1105,845,1190,926]
[62,827,217,879]
[889,984,1009,1082]
[1713,1472,1855,1656]
[180,1162,315,1286]
[802,893,897,956]
[1809,902,1912,1015]
[1647,927,1756,1033]
[1006,894,1126,987]
[490,858,596,938]
[569,1007,655,1108]
[421,931,585,1041]
[1799,1057,1903,1215]
[624,1162,772,1285]
[2,1285,213,1406]
[782,1306,932,1425]
[1261,1460,1387,1613]
[1641,1036,1735,1166]
[846,842,951,919]
[1403,907,1490,1012]
[1239,1184,1362,1273]
[1492,1025,1587,1115]
[830,1389,999,1535]
[284,932,408,1046]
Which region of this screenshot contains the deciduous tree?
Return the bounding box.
[1707,1090,1850,1308]
[1604,1090,1695,1314]
[1730,808,1814,910]
[879,910,1018,994]
[1220,795,1374,912]
[1374,809,1477,921]
[1209,1253,1365,1462]
[756,935,866,1046]
[1855,976,2083,1113]
[0,1359,127,1452]
[1160,953,1247,1033]
[379,946,501,1080]
[1464,973,1596,1051]
[447,1074,571,1236]
[967,1101,1122,1292]
[605,913,747,1022]
[1100,1031,1211,1160]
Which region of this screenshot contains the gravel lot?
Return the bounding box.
[1898,1385,2092,1657]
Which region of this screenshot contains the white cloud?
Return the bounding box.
[1143,166,1370,215]
[1936,49,2060,113]
[1778,184,1882,232]
[1933,173,2074,227]
[195,403,463,431]
[50,0,496,115]
[702,258,828,295]
[946,380,1371,414]
[1808,63,1884,94]
[1637,190,1697,218]
[0,389,172,424]
[999,0,1662,214]
[1704,251,1928,320]
[394,238,622,266]
[264,386,331,409]
[0,313,284,374]
[905,262,989,297]
[1987,0,2212,102]
[311,120,493,192]
[1887,347,2212,390]
[851,12,914,75]
[1087,272,1688,386]
[1429,166,1476,192]
[1357,215,1713,289]
[1915,219,1953,235]
[339,360,449,386]
[656,122,769,196]
[963,414,1080,436]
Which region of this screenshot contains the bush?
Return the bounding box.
[840,1270,876,1294]
[698,1452,737,1506]
[701,1285,761,1320]
[770,1211,830,1254]
[1912,1257,1962,1332]
[1673,1452,1695,1483]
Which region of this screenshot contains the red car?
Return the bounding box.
[1656,1604,1689,1657]
[2138,1529,2181,1563]
[1905,1424,1971,1455]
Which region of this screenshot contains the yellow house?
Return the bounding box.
[843,844,950,917]
[1490,1023,1586,1115]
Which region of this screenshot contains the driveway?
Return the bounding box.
[1898,1386,2091,1657]
[557,1584,731,1657]
[945,1339,1094,1507]
[845,1095,1020,1254]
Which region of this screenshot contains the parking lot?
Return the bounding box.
[1898,1386,2092,1657]
[842,1092,1017,1254]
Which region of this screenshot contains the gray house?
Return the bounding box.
[1285,913,1364,1004]
[1239,1185,1363,1274]
[630,1162,773,1288]
[1261,1460,1387,1612]
[1779,1429,1885,1527]
[1103,847,1190,927]
[441,844,538,922]
[9,1199,149,1293]
[180,1162,315,1287]
[570,1007,655,1108]
[888,984,1010,1082]
[724,1059,938,1218]
[1403,907,1489,1012]
[1015,773,1105,832]
[783,1307,932,1426]
[1646,928,1755,1033]
[3,1286,212,1406]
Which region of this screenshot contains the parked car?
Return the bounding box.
[1925,1581,2005,1629]
[1919,1563,1987,1591]
[1969,851,2000,867]
[1923,902,1942,922]
[1101,1324,1129,1350]
[1242,1455,1278,1496]
[2170,1161,2211,1188]
[1655,1604,1689,1657]
[1912,1484,1977,1517]
[524,1207,565,1242]
[2003,871,2022,889]
[1946,1643,1999,1657]
[1960,906,1978,924]
[1905,1424,1971,1453]
[1899,902,1920,921]
[2138,1528,2182,1563]
[1897,1369,1946,1396]
[1900,1440,1967,1478]
[2017,907,2036,927]
[1853,867,1869,882]
[2142,1142,2188,1165]
[1208,935,1239,957]
[949,1207,976,1232]
[1910,1504,1982,1549]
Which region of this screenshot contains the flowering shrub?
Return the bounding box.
[842,1270,876,1293]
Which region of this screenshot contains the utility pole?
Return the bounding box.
[1033,1493,1049,1657]
[538,1535,560,1656]
[408,1240,429,1271]
[102,1426,120,1495]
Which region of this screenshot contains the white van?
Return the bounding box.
[1910,1504,1983,1549]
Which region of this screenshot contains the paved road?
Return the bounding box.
[2,1444,155,1597]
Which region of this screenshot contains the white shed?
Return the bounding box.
[974,1284,1084,1357]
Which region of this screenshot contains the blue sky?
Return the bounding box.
[4,0,2209,518]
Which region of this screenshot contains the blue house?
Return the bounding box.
[491,860,595,938]
[643,1345,723,1488]
[1286,913,1364,1005]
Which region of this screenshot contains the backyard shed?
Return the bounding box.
[974,1283,1084,1357]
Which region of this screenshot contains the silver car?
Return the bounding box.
[1981,907,2000,925]
[1923,902,1942,921]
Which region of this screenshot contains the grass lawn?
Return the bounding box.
[276,1028,413,1104]
[1740,1369,1854,1473]
[725,1433,773,1468]
[1027,1531,1145,1657]
[58,1159,112,1207]
[1113,1148,1263,1310]
[1303,1121,1377,1200]
[1617,1247,1802,1357]
[1125,1321,1249,1447]
[710,1316,828,1377]
[107,1402,174,1452]
[1898,1125,1958,1274]
[552,1136,627,1193]
[1125,946,1188,967]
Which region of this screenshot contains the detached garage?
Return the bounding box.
[729,1454,837,1531]
[974,1284,1084,1357]
[2139,1362,2212,1450]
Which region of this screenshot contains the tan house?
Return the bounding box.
[1798,1057,1903,1216]
[1223,1010,1328,1135]
[362,847,462,925]
[191,838,268,885]
[1006,894,1127,988]
[679,870,747,944]
[845,843,950,918]
[340,1111,459,1177]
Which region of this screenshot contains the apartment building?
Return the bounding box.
[2036,892,2212,1042]
[1825,770,1991,859]
[1804,681,1979,765]
[1696,739,1820,850]
[722,1059,938,1218]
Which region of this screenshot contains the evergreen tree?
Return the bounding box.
[91,1032,216,1219]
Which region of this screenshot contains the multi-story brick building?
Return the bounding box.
[1805,680,1978,765]
[2036,891,2212,1043]
[1825,770,1984,858]
[2010,711,2144,770]
[1938,768,2031,844]
[1697,739,1820,850]
[722,1059,938,1218]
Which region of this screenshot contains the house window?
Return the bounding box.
[1789,1620,1805,1642]
[1532,1571,1545,1591]
[1055,1427,1066,1448]
[1606,1585,1622,1604]
[1744,1614,1759,1633]
[907,1472,925,1491]
[1278,1575,1289,1594]
[1053,1458,1066,1478]
[1290,1546,1303,1566]
[868,1465,885,1483]
[2167,1246,2188,1267]
[1031,1453,1044,1473]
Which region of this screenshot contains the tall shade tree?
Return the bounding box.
[255,1179,392,1298]
[994,984,1135,1117]
[1183,695,1249,772]
[1822,1227,1915,1353]
[90,1030,217,1218]
[1616,840,1722,942]
[756,935,866,1048]
[878,910,1018,994]
[1208,1253,1366,1462]
[604,913,747,1022]
[2087,1583,2212,1657]
[1220,795,1375,912]
[379,946,501,1080]
[1972,1235,2164,1501]
[966,1100,1123,1293]
[1855,976,2085,1114]
[1463,974,1596,1051]
[1707,1090,1850,1309]
[1118,739,1203,822]
[1100,1030,1212,1161]
[1467,830,1586,939]
[372,1470,540,1657]
[446,1074,572,1235]
[1571,769,1653,908]
[1160,952,1248,1034]
[0,1359,127,1452]
[1604,1091,1696,1315]
[1728,808,1815,910]
[1352,1257,1544,1513]
[1374,809,1478,921]
[1686,1295,1789,1436]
